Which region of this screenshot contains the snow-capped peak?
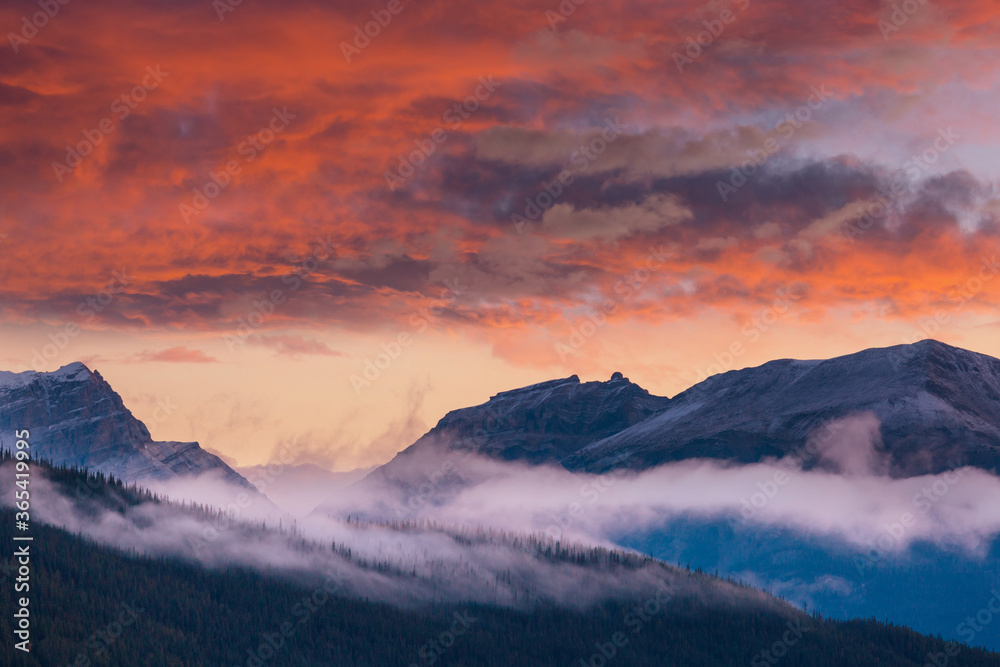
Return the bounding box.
[0,361,93,391]
[0,369,36,390]
[48,361,93,382]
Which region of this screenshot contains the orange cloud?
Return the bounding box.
[0,0,997,353]
[131,347,220,364]
[246,335,343,358]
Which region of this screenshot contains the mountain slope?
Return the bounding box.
[3,455,997,667]
[359,372,669,500]
[409,371,669,464]
[0,362,255,489]
[566,339,1000,475]
[9,507,996,667]
[360,340,1000,483]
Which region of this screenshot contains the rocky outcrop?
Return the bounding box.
[0,362,255,490]
[366,340,1000,483]
[565,339,1000,475]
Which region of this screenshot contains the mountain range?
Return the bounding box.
[0,362,254,491]
[7,340,1000,504]
[367,339,1000,488]
[4,340,1000,653]
[5,338,1000,501]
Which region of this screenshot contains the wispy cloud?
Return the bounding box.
[131,347,220,363]
[246,335,343,358]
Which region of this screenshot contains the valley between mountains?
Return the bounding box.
[3,339,1000,663]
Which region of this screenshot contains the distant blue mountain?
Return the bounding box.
[616,516,1000,650]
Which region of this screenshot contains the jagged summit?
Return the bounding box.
[0,362,256,490]
[490,375,581,400]
[50,360,92,379]
[567,339,1000,474]
[0,361,93,386]
[363,339,1000,484]
[367,372,670,488]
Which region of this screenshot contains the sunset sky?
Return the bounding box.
[1,0,999,469]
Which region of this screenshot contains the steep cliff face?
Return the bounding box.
[0,362,254,489]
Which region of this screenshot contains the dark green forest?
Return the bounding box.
[1,453,997,666]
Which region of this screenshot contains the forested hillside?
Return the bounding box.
[1,454,997,666]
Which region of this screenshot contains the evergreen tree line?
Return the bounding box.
[0,452,997,666]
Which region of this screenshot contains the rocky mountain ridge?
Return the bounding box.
[367,339,1000,483]
[0,362,255,490]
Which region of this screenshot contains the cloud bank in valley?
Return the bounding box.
[317,414,1000,558]
[0,462,778,614]
[3,415,997,617]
